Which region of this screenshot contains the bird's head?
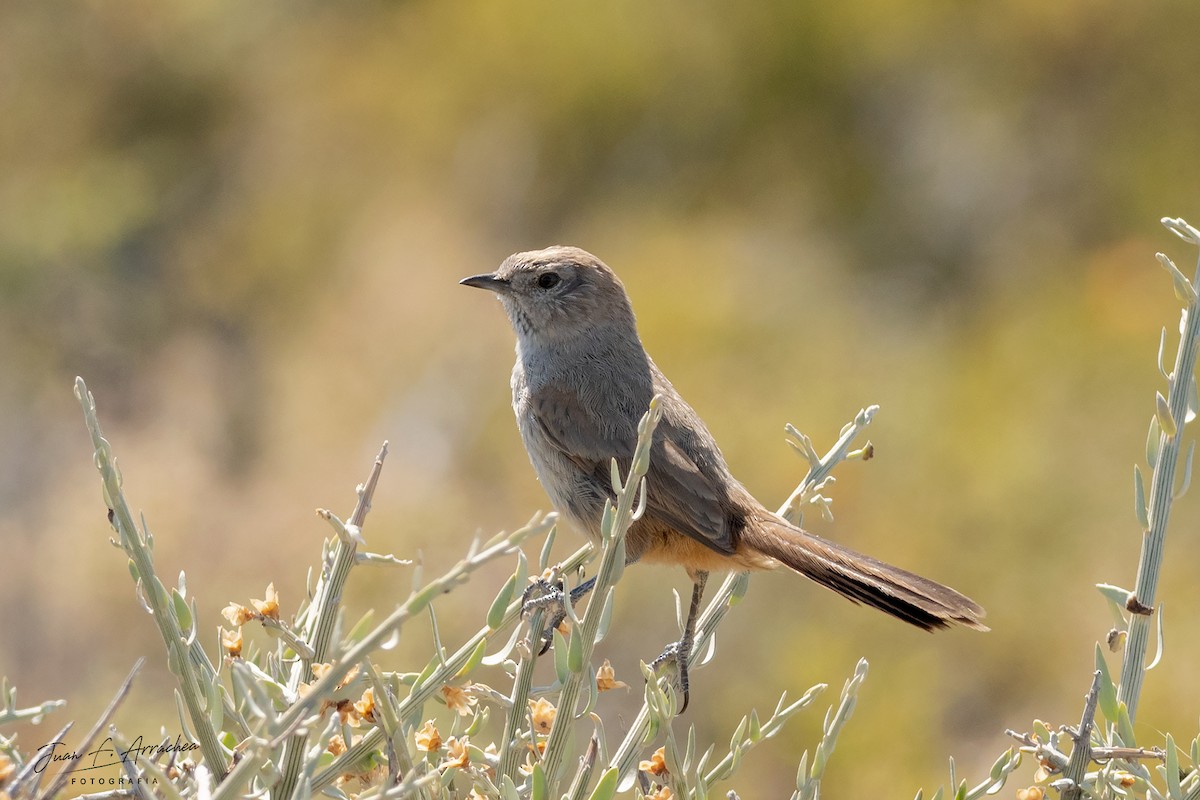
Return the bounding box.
[460,246,636,344]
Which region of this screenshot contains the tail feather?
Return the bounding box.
[743,518,988,632]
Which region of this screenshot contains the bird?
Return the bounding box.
[461,246,986,710]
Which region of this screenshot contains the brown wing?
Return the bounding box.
[529,384,739,555]
[641,406,739,554]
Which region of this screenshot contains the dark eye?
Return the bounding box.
[536,272,560,289]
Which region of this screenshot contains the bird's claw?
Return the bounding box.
[521,577,567,655]
[650,637,693,713]
[521,576,565,613]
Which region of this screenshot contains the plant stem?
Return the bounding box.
[1116,219,1200,723]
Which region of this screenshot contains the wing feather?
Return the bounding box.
[529,384,738,555]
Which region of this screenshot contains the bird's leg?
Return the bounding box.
[522,575,598,655]
[650,570,709,714]
[524,548,643,655]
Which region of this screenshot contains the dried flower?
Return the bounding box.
[335,763,385,790]
[639,747,668,776]
[519,740,547,775]
[251,583,280,620]
[221,603,255,627]
[311,662,359,689]
[354,688,377,724]
[334,699,358,726]
[338,664,360,689]
[220,627,243,658]
[328,735,347,757]
[440,737,470,771]
[528,697,557,734]
[442,683,478,717]
[1016,789,1044,800]
[414,720,441,752]
[596,659,628,692]
[646,786,673,800]
[0,752,14,784]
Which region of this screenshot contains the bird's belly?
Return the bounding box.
[629,522,779,574]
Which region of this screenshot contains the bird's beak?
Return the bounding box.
[459,273,510,293]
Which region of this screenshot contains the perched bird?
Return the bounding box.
[461,246,986,710]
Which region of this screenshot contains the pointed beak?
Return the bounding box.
[459,273,510,293]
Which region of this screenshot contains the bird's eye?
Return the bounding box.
[536,272,561,289]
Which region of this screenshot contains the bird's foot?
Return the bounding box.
[520,575,566,613]
[650,636,693,713]
[521,577,568,655]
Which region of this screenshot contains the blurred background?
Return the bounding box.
[4,0,1200,795]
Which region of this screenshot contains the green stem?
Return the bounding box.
[540,396,661,789]
[276,444,387,799]
[1117,220,1200,723]
[310,519,571,792]
[75,378,230,780]
[498,603,545,784]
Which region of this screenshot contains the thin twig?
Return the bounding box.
[1004,729,1070,771]
[350,441,389,529]
[40,660,143,800]
[277,441,390,799]
[1061,670,1102,800]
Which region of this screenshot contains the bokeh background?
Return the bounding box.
[4,1,1200,796]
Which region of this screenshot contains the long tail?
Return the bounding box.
[742,517,988,631]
